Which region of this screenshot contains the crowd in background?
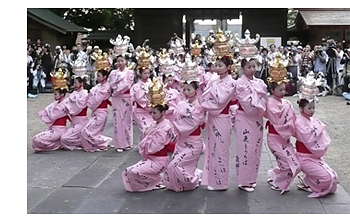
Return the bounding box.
[27,33,350,103]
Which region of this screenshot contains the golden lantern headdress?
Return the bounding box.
[190,39,204,58]
[50,68,69,91]
[209,29,233,59]
[298,71,320,103]
[147,77,167,107]
[180,53,200,84]
[234,29,260,60]
[95,49,110,71]
[110,34,131,56]
[136,39,152,70]
[267,54,290,85]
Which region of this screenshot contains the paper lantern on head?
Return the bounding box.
[234,29,260,60]
[180,53,200,84]
[299,72,320,103]
[159,56,175,77]
[51,68,69,91]
[267,54,290,85]
[110,34,130,56]
[147,77,167,107]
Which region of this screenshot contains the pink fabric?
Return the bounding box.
[131,79,154,134]
[295,115,338,198]
[81,82,112,152]
[109,68,134,148]
[229,104,238,129]
[33,100,68,152]
[163,99,205,192]
[265,97,300,192]
[235,75,268,186]
[122,119,174,192]
[164,87,182,121]
[199,74,236,189]
[60,90,89,150]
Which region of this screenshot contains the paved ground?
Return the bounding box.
[27,93,350,214]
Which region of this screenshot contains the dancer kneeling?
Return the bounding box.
[122,79,175,192]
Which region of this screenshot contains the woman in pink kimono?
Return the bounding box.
[60,77,89,150]
[199,56,237,191]
[235,58,268,192]
[295,98,338,198]
[81,69,113,152]
[131,68,154,135]
[163,74,206,192]
[108,55,134,152]
[122,83,175,192]
[163,75,182,121]
[265,81,301,194]
[32,88,69,152]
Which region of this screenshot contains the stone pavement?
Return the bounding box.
[27,116,350,214]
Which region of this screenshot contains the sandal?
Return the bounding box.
[153,184,166,190]
[297,184,312,193]
[251,182,257,188]
[116,148,124,153]
[267,179,275,186]
[238,185,254,192]
[207,186,227,191]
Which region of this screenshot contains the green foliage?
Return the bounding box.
[287,8,298,28]
[49,8,134,31]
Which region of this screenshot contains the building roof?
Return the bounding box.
[27,8,87,34]
[83,30,134,40]
[299,10,350,26]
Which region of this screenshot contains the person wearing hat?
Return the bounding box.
[233,30,268,192]
[162,54,206,192]
[32,71,70,152]
[60,76,89,151]
[294,77,338,198]
[122,78,175,192]
[312,45,327,76]
[199,31,237,191]
[131,48,154,135]
[265,54,301,194]
[81,68,113,153]
[301,44,314,77]
[108,54,134,153]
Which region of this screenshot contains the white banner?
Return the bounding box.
[260,37,282,49]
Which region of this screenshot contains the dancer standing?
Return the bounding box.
[163,56,206,192]
[81,69,113,152]
[265,55,301,194]
[32,70,69,152]
[122,78,175,192]
[108,54,134,152]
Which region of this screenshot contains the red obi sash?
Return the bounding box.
[265,121,279,135]
[98,100,111,109]
[189,126,201,136]
[151,142,175,156]
[136,102,143,108]
[238,103,244,111]
[296,140,312,154]
[123,89,130,95]
[76,107,88,116]
[52,116,68,126]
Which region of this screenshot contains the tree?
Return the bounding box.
[287,8,298,28]
[49,8,134,31]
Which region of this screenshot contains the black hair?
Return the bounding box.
[54,88,67,97]
[268,82,278,91]
[216,56,233,66]
[297,98,309,109]
[261,48,268,53]
[153,104,169,113]
[207,62,214,68]
[241,58,257,68]
[98,69,109,78]
[74,76,84,84]
[162,74,172,83]
[183,81,199,90]
[116,54,127,60]
[269,44,276,48]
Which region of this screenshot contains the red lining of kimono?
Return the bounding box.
[296,140,312,154]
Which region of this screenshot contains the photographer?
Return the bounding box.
[288,47,301,80]
[31,64,47,93]
[301,44,313,77]
[40,44,54,84]
[313,45,327,74]
[53,46,67,71]
[325,40,339,93]
[340,48,350,104]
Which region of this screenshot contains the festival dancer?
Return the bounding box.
[122,78,175,192]
[81,69,113,152]
[234,30,268,192]
[199,31,237,191]
[32,70,70,152]
[265,55,301,194]
[163,74,182,121]
[131,48,154,135]
[60,76,89,150]
[163,56,206,192]
[294,77,338,198]
[108,54,134,152]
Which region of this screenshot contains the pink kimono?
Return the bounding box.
[131,79,154,134]
[295,115,338,198]
[172,65,183,93]
[196,66,207,96]
[122,119,175,192]
[164,87,182,121]
[265,97,301,193]
[235,75,268,187]
[163,99,206,192]
[32,100,69,152]
[199,74,236,190]
[60,89,89,150]
[108,68,134,149]
[81,82,112,152]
